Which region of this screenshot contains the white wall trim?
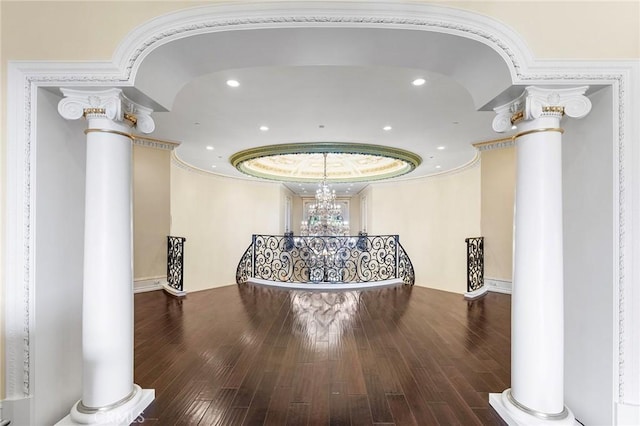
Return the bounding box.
[473,137,515,152]
[161,283,187,298]
[4,2,638,422]
[485,278,513,295]
[464,278,512,300]
[133,277,165,294]
[132,135,180,151]
[247,277,404,291]
[1,397,31,425]
[464,286,488,300]
[5,62,36,401]
[616,402,640,426]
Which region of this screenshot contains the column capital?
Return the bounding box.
[492,86,592,133]
[57,88,155,134]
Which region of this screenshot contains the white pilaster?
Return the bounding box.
[489,86,592,425]
[56,89,155,425]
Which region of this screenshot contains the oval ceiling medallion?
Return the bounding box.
[230,143,422,183]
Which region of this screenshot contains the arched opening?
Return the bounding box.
[3,2,635,425]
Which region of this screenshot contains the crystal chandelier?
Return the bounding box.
[300,153,349,236]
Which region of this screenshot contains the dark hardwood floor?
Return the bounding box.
[134,284,510,425]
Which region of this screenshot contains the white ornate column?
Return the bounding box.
[489,86,592,425]
[57,88,155,425]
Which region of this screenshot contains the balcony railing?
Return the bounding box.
[236,234,414,286]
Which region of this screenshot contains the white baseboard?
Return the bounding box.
[465,278,511,299]
[162,283,187,297]
[616,402,640,425]
[133,277,165,293]
[485,277,512,294]
[2,396,32,425]
[247,277,404,291]
[464,285,489,300]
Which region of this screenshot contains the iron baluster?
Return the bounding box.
[252,234,256,279]
[395,235,400,279]
[465,237,484,292]
[167,236,186,292]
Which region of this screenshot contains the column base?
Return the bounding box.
[56,385,154,425]
[489,390,578,425]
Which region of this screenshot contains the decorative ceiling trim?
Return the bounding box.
[230,142,422,183]
[472,136,515,151]
[132,135,181,151]
[115,2,529,85]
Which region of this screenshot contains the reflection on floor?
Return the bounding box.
[134,284,510,425]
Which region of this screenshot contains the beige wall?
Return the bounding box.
[279,185,294,234]
[133,144,171,280]
[359,186,373,233]
[368,165,482,294]
[291,194,304,235]
[170,163,284,292]
[480,147,516,281]
[348,195,361,234]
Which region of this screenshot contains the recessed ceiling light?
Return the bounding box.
[226,79,240,87]
[511,125,517,130]
[435,165,441,169]
[259,126,269,131]
[437,146,445,150]
[412,78,426,86]
[383,125,392,131]
[206,146,214,150]
[211,165,217,168]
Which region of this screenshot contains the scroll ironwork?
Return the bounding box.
[236,234,415,286]
[465,237,484,292]
[167,236,186,292]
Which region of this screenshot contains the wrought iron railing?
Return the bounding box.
[465,236,484,292]
[167,236,186,292]
[236,234,414,285]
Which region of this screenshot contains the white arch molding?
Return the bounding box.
[4,1,639,424]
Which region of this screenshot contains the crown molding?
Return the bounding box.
[133,135,180,151]
[473,137,515,152]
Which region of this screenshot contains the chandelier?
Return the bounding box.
[300,153,349,236]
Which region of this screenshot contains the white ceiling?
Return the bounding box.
[141,27,513,196]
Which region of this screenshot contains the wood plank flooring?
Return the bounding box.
[134,284,510,425]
